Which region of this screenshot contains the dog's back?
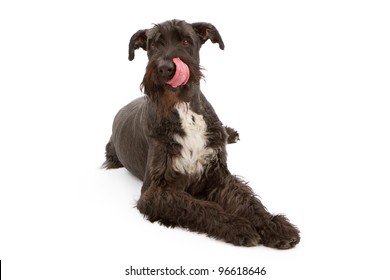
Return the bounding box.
[104,97,150,180]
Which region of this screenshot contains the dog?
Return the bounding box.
[104,19,300,248]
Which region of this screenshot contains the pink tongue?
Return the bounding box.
[166,57,190,88]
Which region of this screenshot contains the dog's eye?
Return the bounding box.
[182,39,190,46]
[150,41,162,50]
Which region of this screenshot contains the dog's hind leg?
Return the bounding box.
[225,126,240,144]
[137,185,261,246]
[207,175,300,249]
[103,139,123,169]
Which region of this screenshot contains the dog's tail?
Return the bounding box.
[102,140,123,169]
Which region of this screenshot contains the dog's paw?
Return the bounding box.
[224,217,261,247]
[225,126,240,144]
[260,215,300,249]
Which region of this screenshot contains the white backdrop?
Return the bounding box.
[1,1,389,279]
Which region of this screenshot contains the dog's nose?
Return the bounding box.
[157,60,175,79]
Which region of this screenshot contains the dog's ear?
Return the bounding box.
[191,22,225,50]
[128,29,147,61]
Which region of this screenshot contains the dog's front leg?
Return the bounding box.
[136,184,261,247]
[207,175,300,249]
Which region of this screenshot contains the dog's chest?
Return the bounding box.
[173,103,216,176]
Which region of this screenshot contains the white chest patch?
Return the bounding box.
[173,102,216,176]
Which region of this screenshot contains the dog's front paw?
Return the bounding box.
[225,126,240,144]
[224,217,261,247]
[260,215,300,249]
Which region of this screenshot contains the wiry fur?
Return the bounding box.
[104,19,300,248]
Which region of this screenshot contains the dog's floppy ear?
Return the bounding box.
[128,29,147,61]
[191,22,225,50]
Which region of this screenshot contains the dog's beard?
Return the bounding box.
[141,57,204,103]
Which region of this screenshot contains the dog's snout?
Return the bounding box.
[157,60,175,79]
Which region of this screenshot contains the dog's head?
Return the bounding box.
[128,20,224,102]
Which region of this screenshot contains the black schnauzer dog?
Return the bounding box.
[104,19,300,248]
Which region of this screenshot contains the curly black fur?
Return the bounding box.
[104,19,300,248]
